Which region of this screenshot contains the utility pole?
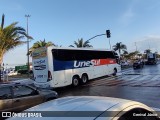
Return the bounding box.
[25,15,31,78]
[135,42,137,51]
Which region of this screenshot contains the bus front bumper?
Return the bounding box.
[34,82,51,89]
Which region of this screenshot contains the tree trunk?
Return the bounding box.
[0,55,3,82]
[0,63,2,82]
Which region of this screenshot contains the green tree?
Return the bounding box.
[29,39,55,55]
[69,38,93,48]
[127,51,140,60]
[112,42,127,55]
[121,50,128,59]
[144,49,151,54]
[137,53,142,58]
[0,14,28,66]
[122,50,128,55]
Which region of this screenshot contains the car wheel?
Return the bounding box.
[81,74,88,84]
[72,76,79,87]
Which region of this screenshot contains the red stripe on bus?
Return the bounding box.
[94,59,116,66]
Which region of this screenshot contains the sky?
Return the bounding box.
[1,0,160,67]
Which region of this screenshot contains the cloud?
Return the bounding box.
[119,0,140,26]
[128,35,160,53]
[120,7,134,24]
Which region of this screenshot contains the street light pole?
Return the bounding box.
[109,38,111,50]
[87,34,106,41]
[86,30,111,49]
[25,15,30,78]
[135,42,137,51]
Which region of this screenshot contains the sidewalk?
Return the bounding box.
[0,74,34,85]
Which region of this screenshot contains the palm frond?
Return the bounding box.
[72,38,93,48]
[28,39,55,56]
[0,15,29,64]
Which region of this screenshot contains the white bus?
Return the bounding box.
[32,46,121,88]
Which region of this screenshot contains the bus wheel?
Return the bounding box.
[113,69,117,76]
[72,76,79,87]
[81,74,88,84]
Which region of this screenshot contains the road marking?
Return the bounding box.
[86,74,160,87]
[150,75,160,81]
[123,75,143,81]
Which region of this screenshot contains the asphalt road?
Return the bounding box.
[57,64,160,109]
[3,63,160,109]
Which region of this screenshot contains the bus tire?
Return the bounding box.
[113,68,117,76]
[81,74,88,84]
[72,76,79,87]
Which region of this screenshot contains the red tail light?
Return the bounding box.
[47,71,52,81]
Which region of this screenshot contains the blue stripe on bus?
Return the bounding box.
[53,60,91,71]
[53,60,74,71]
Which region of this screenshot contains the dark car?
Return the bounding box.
[133,60,144,69]
[145,58,157,65]
[0,83,58,112]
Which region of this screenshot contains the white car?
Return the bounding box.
[121,61,129,67]
[7,96,160,120]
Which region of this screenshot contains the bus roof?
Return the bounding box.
[47,46,113,52]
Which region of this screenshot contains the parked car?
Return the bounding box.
[133,60,144,69]
[0,72,3,79]
[120,61,129,67]
[7,96,160,120]
[0,83,58,112]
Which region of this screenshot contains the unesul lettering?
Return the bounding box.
[74,60,100,68]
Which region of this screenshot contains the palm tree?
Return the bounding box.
[69,38,93,48]
[122,50,128,55]
[29,39,55,56]
[0,14,28,64]
[121,50,128,59]
[0,14,29,81]
[112,42,127,55]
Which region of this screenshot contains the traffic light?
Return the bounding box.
[106,30,111,38]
